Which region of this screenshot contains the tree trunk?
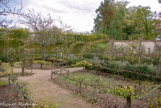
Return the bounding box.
[21,63,25,76]
[40,64,43,69]
[31,65,32,74]
[42,46,45,60]
[8,74,11,85]
[11,66,13,72]
[124,96,131,108]
[145,18,148,35]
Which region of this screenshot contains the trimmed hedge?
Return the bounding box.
[88,62,160,82]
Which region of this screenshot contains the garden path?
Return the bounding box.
[14,67,96,108]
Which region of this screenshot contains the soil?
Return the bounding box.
[14,67,97,108]
[0,85,25,108]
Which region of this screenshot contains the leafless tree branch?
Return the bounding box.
[0,0,23,28]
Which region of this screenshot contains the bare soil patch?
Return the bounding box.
[0,85,25,108]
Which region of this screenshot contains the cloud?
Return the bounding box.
[14,0,101,32]
[42,5,66,14]
[57,0,98,14]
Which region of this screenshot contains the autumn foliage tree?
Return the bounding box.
[94,0,115,33]
[94,0,157,40]
[94,0,128,39]
[155,0,161,38]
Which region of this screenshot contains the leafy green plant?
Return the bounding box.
[112,86,135,108]
[75,60,93,70]
[83,53,94,59]
[125,48,137,65]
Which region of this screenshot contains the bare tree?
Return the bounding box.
[21,9,61,60]
[0,0,22,28]
[57,17,72,33]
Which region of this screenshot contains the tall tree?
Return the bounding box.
[155,0,161,39]
[94,0,115,33]
[134,6,154,35]
[127,6,157,40]
[93,0,128,39]
[107,1,128,39]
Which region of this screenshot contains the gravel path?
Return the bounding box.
[14,67,94,108]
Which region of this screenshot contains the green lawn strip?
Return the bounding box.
[1,63,11,72]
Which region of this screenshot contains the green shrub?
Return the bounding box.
[123,65,155,75]
[75,60,93,69]
[96,54,104,60]
[142,58,152,65]
[66,58,85,66]
[113,56,125,61]
[125,54,137,65]
[0,56,9,62]
[152,58,160,66]
[83,53,94,59]
[91,60,159,81]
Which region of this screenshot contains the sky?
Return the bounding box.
[6,0,161,32]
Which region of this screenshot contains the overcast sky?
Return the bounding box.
[9,0,161,32]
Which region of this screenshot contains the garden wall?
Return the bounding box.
[114,40,161,53]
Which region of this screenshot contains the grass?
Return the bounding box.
[0,63,11,76]
[0,81,3,86]
[1,63,11,72]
